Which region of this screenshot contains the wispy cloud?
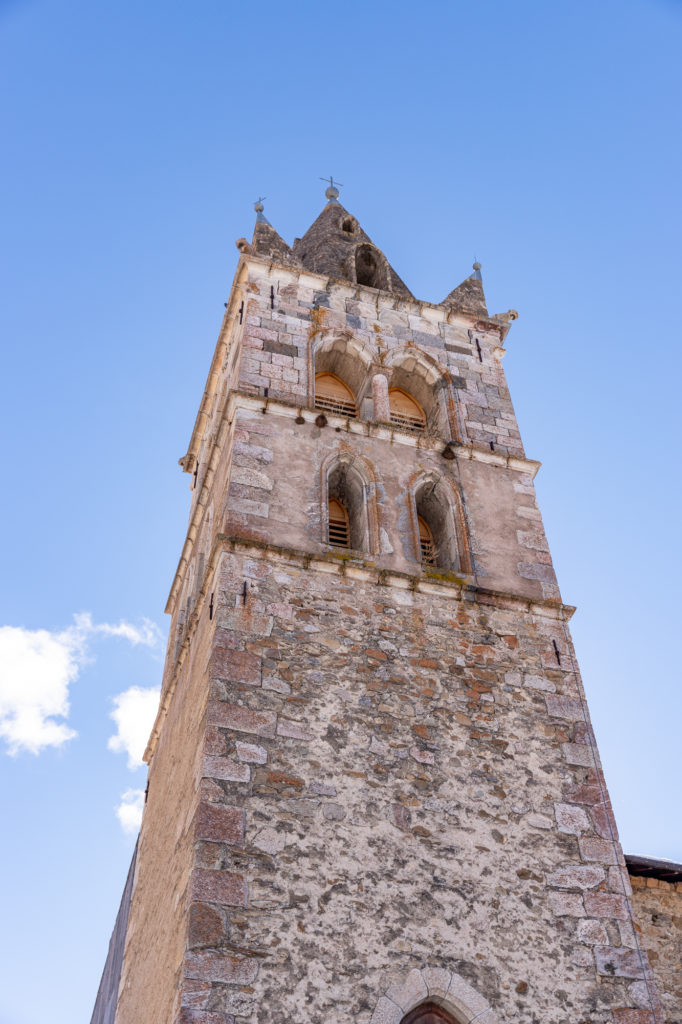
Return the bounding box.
[0,614,162,756]
[108,685,160,769]
[116,788,146,834]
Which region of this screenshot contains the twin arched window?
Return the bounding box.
[315,373,427,433]
[323,459,467,574]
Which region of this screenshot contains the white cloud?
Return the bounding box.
[78,613,162,648]
[108,685,160,769]
[0,625,81,755]
[116,788,145,834]
[0,614,162,756]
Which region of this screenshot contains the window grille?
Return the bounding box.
[315,373,357,418]
[328,498,350,548]
[389,388,426,432]
[418,516,436,566]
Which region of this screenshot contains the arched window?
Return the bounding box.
[325,456,376,553]
[401,1004,459,1024]
[389,388,426,432]
[413,475,468,573]
[328,498,350,548]
[315,372,357,418]
[354,244,387,289]
[418,516,436,566]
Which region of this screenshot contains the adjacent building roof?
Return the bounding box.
[625,854,682,884]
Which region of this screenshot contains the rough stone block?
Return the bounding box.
[612,1012,655,1024]
[562,743,594,767]
[386,968,428,1010]
[422,967,452,1000]
[579,837,618,864]
[184,951,258,984]
[276,718,312,740]
[179,1010,236,1024]
[208,647,259,688]
[549,891,584,916]
[446,973,491,1020]
[188,904,227,949]
[546,865,605,889]
[584,892,629,920]
[370,997,402,1024]
[554,803,591,835]
[192,869,247,907]
[594,946,645,979]
[577,918,609,945]
[195,802,245,845]
[208,701,276,738]
[235,741,267,764]
[545,695,584,720]
[202,756,250,783]
[181,979,212,1010]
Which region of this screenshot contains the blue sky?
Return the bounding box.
[1,1,681,1022]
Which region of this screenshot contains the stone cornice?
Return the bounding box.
[230,390,540,475]
[145,532,575,765]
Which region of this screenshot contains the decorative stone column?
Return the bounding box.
[371,371,391,423]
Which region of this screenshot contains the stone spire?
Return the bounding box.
[251,198,299,266]
[291,186,414,298]
[442,262,489,317]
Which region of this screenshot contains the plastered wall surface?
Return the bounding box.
[115,609,215,1024]
[630,877,682,1023]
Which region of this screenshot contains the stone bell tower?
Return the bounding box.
[97,182,666,1024]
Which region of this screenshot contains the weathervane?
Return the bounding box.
[320,175,343,203]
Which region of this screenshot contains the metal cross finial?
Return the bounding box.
[320,175,343,203]
[253,196,270,225]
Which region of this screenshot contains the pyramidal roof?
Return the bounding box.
[290,196,414,299]
[251,204,300,267]
[443,263,488,317]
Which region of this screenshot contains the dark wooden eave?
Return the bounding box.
[625,853,682,884]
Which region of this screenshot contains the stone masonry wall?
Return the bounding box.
[120,252,666,1024]
[630,876,682,1023]
[235,261,523,457]
[174,545,660,1024]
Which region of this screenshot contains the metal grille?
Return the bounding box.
[418,517,436,566]
[389,388,426,432]
[315,393,357,417]
[315,373,357,418]
[390,410,426,432]
[328,499,350,548]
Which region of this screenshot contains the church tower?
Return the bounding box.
[98,184,665,1024]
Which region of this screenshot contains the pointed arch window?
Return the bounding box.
[315,372,357,418]
[389,388,426,432]
[328,497,350,548]
[418,516,436,566]
[401,1005,459,1024]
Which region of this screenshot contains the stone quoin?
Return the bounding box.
[90,186,681,1024]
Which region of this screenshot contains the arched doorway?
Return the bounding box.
[401,1004,459,1024]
